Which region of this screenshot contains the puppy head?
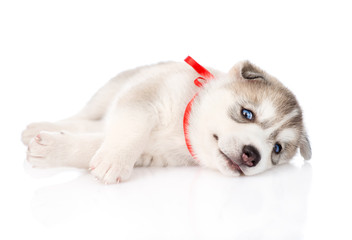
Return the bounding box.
[187,61,311,176]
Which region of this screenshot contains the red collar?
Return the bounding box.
[183,56,215,161]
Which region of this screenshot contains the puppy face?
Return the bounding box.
[187,61,311,176]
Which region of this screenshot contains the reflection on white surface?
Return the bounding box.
[25,161,312,240]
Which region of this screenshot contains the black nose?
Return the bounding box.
[242,145,261,167]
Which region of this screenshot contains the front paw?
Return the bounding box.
[89,149,134,184]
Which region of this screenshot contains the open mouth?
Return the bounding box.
[219,150,244,175]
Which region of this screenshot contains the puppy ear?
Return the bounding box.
[230,60,266,81]
[299,129,312,160]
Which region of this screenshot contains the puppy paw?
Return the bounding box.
[22,122,61,145]
[27,131,70,168]
[89,149,134,184]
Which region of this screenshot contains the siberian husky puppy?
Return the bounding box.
[22,58,311,184]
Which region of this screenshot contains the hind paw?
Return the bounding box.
[21,122,61,145]
[27,131,70,168]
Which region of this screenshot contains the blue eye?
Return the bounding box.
[274,143,282,154]
[242,109,253,120]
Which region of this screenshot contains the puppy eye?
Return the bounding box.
[273,143,282,154]
[241,109,254,120]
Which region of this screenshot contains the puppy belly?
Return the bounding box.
[135,152,195,167]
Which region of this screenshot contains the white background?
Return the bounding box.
[1,0,351,239]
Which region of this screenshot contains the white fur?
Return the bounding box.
[22,60,310,183]
[265,108,300,134]
[257,100,277,123]
[277,128,298,143]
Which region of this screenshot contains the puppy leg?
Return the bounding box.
[21,120,103,146]
[89,108,156,184]
[22,72,130,145]
[71,68,141,121]
[27,131,103,169]
[22,66,144,145]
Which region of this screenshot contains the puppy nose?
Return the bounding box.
[242,145,261,167]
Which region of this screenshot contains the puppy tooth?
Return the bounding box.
[35,135,41,142]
